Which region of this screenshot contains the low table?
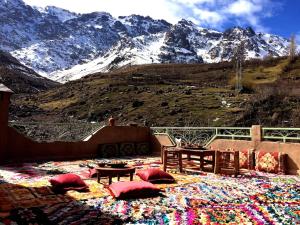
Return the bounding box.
[180,146,206,161]
[96,166,136,184]
[177,148,216,173]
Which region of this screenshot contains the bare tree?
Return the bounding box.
[289,34,296,61]
[232,41,246,94]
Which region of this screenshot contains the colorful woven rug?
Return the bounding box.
[0,157,299,224]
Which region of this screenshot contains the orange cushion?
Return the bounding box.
[255,151,286,174]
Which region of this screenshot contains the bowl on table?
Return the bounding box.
[96,160,108,167]
[97,163,106,167]
[107,161,127,168]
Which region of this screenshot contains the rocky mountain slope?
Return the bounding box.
[11,56,300,129]
[0,50,58,93]
[1,0,293,83]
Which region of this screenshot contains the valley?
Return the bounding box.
[1,0,300,141]
[10,56,300,134]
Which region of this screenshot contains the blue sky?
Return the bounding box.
[262,0,300,39]
[24,0,299,39]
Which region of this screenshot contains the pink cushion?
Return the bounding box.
[107,181,161,199]
[49,173,88,192]
[136,168,175,183]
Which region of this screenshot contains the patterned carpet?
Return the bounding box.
[0,156,299,224]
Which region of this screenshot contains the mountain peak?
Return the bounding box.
[86,11,112,18]
[177,19,195,27]
[245,26,255,35]
[0,1,293,82]
[43,6,78,22]
[223,26,256,39]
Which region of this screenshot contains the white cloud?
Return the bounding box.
[171,0,215,6]
[193,8,222,26]
[23,0,279,31]
[23,0,181,23]
[296,33,300,52]
[296,33,300,44]
[226,0,262,15]
[222,0,273,31]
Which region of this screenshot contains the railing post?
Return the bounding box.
[251,125,262,148]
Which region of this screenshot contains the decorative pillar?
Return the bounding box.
[0,84,13,163]
[108,116,115,126]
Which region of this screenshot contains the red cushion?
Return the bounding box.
[255,151,286,174]
[107,181,161,199]
[136,168,175,183]
[49,173,88,192]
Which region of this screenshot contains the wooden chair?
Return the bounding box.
[214,150,239,176]
[162,147,182,172]
[153,133,176,163]
[153,133,183,171]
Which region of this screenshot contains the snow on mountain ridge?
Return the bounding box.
[0,0,295,83]
[52,33,166,83]
[35,6,78,22]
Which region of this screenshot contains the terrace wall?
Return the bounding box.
[4,125,151,162]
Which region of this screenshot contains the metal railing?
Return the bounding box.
[151,127,252,146]
[152,126,300,145]
[8,122,300,144]
[262,127,300,143]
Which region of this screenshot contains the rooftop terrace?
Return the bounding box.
[0,156,299,224]
[0,84,300,224]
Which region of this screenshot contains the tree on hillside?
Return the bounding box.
[289,34,296,61]
[232,41,246,94]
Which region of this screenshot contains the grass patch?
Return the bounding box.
[40,97,78,110]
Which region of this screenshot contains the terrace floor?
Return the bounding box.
[0,156,299,224]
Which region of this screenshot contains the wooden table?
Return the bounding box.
[180,146,206,161]
[177,148,216,173]
[96,166,136,184]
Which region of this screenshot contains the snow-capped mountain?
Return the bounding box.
[37,6,78,22]
[0,0,293,83]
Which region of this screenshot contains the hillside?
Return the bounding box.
[10,56,300,131]
[0,50,59,94]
